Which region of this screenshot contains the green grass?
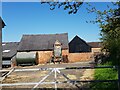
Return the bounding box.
[90,62,118,90]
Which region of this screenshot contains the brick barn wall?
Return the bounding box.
[37,49,69,64]
[68,53,93,63]
[14,50,94,65]
[62,49,69,55]
[91,48,101,53]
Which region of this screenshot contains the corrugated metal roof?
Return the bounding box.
[2,42,19,58]
[17,33,69,51]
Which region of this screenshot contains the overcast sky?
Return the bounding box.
[1,2,117,42]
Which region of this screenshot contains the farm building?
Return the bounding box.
[87,42,101,54]
[2,42,19,67]
[0,17,6,70]
[16,33,69,65]
[0,17,6,28]
[68,35,93,63]
[69,35,91,53]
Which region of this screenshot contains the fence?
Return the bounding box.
[0,65,120,90]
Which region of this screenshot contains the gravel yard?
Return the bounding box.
[2,61,94,90]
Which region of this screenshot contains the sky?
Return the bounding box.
[1,2,117,42]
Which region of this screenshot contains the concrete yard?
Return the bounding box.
[1,61,94,90]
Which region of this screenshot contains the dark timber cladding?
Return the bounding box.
[0,17,6,28]
[17,33,69,51]
[69,35,91,53]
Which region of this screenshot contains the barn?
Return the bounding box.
[2,42,19,67]
[69,35,91,53]
[0,17,6,69]
[87,42,101,54]
[16,33,69,65]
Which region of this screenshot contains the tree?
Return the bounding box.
[100,5,120,65]
[41,2,83,14]
[83,2,120,65]
[42,1,120,65]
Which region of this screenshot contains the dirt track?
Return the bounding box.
[2,61,94,89]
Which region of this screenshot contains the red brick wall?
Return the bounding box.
[34,50,93,64]
[68,53,93,63]
[13,50,93,65]
[62,50,69,55]
[37,49,69,64]
[91,48,101,53]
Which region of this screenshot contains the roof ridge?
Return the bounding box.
[3,42,19,43]
[87,42,101,43]
[23,33,68,36]
[18,33,68,51]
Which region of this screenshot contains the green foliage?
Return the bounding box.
[95,69,117,80]
[41,1,83,14]
[100,7,120,65]
[43,1,120,65]
[87,2,120,65]
[90,62,118,90]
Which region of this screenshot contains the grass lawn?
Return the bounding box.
[90,62,118,90]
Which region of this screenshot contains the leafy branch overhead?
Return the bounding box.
[87,2,120,65]
[41,1,120,65]
[41,2,83,14]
